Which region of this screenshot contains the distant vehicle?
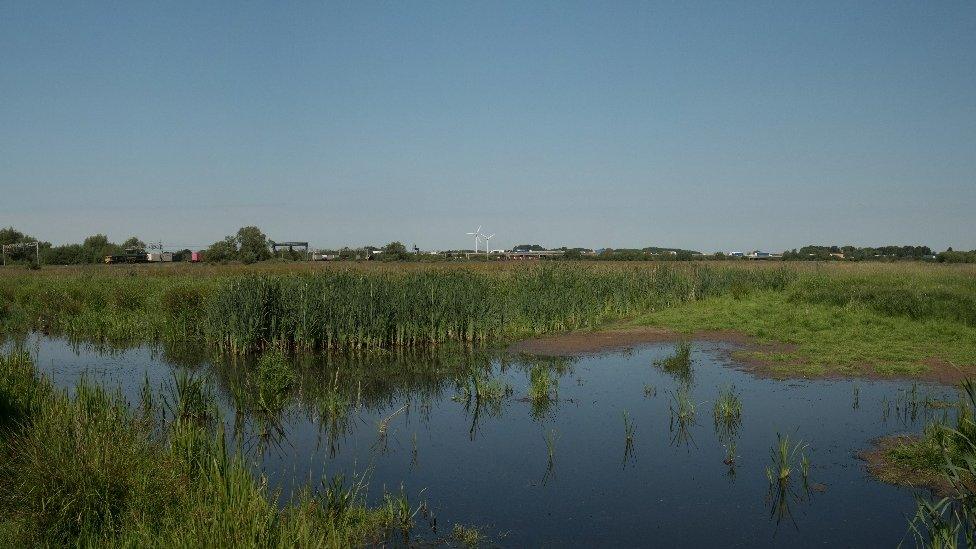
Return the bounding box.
[104,247,149,264]
[190,251,201,263]
[147,252,173,262]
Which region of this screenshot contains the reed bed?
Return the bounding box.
[0,264,797,353]
[5,261,973,355]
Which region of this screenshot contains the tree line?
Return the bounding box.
[2,226,975,265]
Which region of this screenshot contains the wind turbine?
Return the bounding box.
[481,233,495,256]
[466,225,482,254]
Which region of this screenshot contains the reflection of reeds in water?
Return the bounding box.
[453,372,512,440]
[543,428,558,484]
[529,365,558,420]
[377,404,410,450]
[623,410,636,465]
[655,341,694,385]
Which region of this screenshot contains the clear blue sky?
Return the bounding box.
[2,2,974,252]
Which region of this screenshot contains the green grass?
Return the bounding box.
[0,351,425,548]
[634,291,976,378]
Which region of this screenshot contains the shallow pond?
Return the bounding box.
[14,336,957,547]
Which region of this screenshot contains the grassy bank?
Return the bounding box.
[634,291,976,378]
[0,350,423,547]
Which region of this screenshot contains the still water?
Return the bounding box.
[18,335,953,547]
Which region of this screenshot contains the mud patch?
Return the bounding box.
[509,327,970,384]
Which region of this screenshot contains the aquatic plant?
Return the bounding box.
[903,382,976,546]
[452,523,485,547]
[713,385,742,429]
[668,386,697,447]
[766,433,807,486]
[852,383,860,410]
[162,369,216,426]
[643,383,656,398]
[669,386,696,424]
[763,433,812,530]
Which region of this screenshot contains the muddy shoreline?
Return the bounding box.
[858,435,953,495]
[508,326,969,384]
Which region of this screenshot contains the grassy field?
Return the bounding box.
[2,260,975,378]
[634,291,976,378]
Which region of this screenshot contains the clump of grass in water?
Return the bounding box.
[764,432,812,528]
[852,383,860,410]
[713,385,742,430]
[766,433,808,485]
[655,341,693,385]
[643,384,656,398]
[669,386,696,424]
[452,523,485,547]
[668,386,697,447]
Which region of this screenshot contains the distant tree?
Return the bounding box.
[121,237,145,249]
[205,236,238,263]
[382,241,408,260]
[0,227,48,264]
[0,227,27,246]
[80,234,117,263]
[83,234,110,249]
[173,248,192,262]
[564,248,583,260]
[235,226,270,264]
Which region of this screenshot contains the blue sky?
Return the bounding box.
[2,2,974,252]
